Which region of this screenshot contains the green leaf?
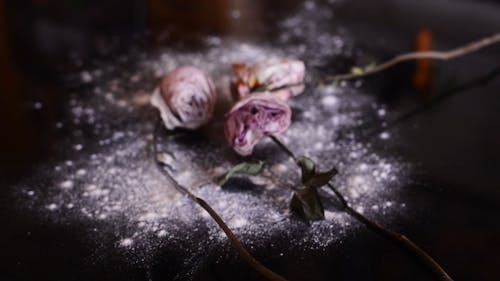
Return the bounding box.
[303,167,338,188]
[297,156,337,188]
[218,161,264,186]
[297,156,316,182]
[290,187,325,221]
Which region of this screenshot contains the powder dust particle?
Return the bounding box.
[60,180,74,189]
[46,204,58,211]
[119,238,134,247]
[12,0,409,275]
[380,132,390,139]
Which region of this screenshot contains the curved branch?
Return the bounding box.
[270,136,453,281]
[326,182,453,281]
[326,33,500,81]
[153,119,288,281]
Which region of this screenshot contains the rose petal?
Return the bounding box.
[151,66,216,130]
[225,92,291,156]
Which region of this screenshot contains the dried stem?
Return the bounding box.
[326,33,500,81]
[325,182,453,281]
[270,136,453,281]
[361,63,500,142]
[153,120,288,281]
[270,135,297,162]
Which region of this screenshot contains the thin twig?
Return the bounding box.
[326,33,500,81]
[361,64,500,142]
[153,119,288,281]
[326,182,453,281]
[270,136,453,281]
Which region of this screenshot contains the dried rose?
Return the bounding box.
[225,92,292,156]
[231,59,305,101]
[151,66,216,130]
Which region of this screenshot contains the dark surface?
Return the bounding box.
[1,0,500,280]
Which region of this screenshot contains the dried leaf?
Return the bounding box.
[303,167,338,188]
[297,156,337,188]
[290,187,325,221]
[218,161,264,186]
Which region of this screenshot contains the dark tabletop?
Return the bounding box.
[1,1,500,281]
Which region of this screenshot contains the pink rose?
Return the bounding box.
[225,92,292,156]
[231,59,305,101]
[151,66,216,130]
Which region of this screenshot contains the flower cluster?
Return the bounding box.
[151,59,305,155]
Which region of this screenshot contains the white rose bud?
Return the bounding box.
[151,66,216,130]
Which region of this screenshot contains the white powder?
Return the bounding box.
[321,95,338,107]
[380,132,390,139]
[378,108,387,116]
[229,216,248,228]
[34,102,43,110]
[119,238,134,247]
[13,0,409,277]
[60,180,74,189]
[80,71,92,83]
[76,169,87,176]
[46,204,58,211]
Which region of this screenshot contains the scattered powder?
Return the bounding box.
[378,108,387,117]
[80,71,92,83]
[33,102,43,110]
[157,230,167,238]
[76,169,87,176]
[380,132,390,139]
[60,180,74,189]
[46,204,58,211]
[12,0,409,278]
[321,95,338,107]
[119,238,134,247]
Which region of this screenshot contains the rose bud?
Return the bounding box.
[231,59,305,101]
[225,92,292,156]
[151,66,216,130]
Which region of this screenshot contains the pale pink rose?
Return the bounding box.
[225,92,292,156]
[231,59,305,101]
[151,66,216,130]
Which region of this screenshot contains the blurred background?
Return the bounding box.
[1,0,500,280]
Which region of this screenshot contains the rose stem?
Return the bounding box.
[269,135,453,281]
[326,33,500,81]
[153,120,288,281]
